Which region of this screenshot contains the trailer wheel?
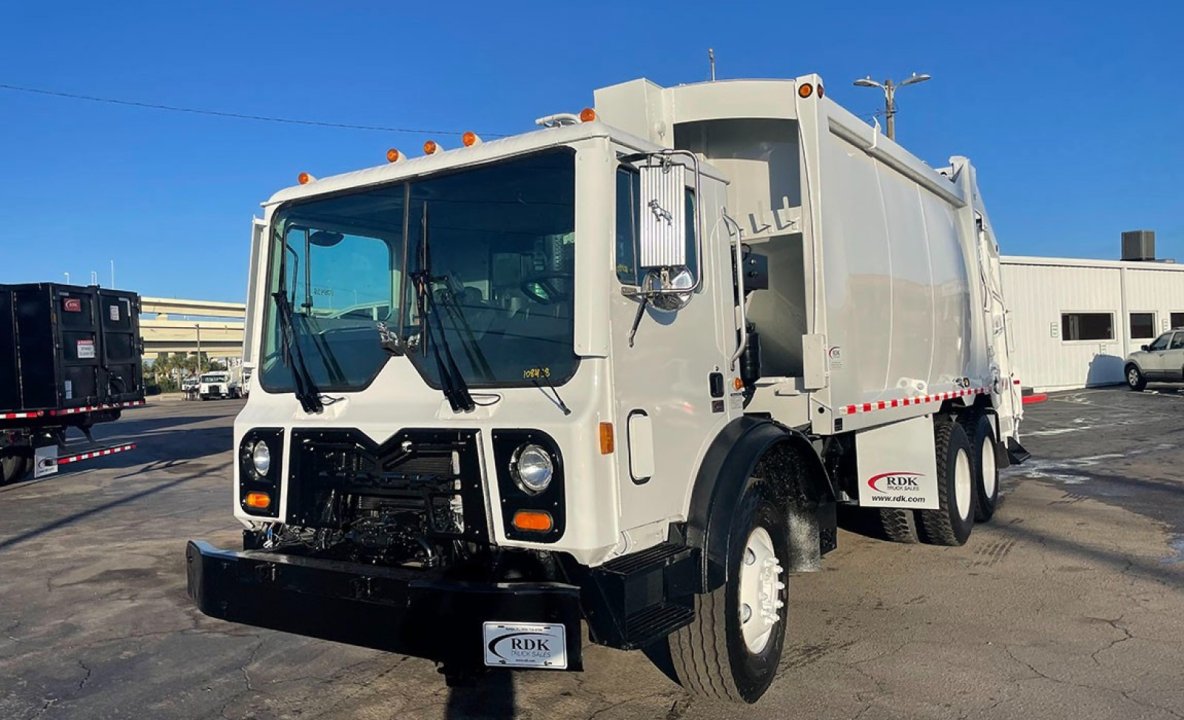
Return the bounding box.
[878,508,920,543]
[1,454,29,485]
[917,419,975,546]
[669,477,789,703]
[962,415,999,522]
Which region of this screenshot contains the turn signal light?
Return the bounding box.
[798,83,814,98]
[512,510,553,533]
[386,148,402,163]
[462,131,481,147]
[244,491,271,510]
[733,376,744,391]
[424,139,440,154]
[579,107,597,122]
[297,172,312,185]
[599,422,614,454]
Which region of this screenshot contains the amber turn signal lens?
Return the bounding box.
[798,83,814,98]
[423,140,439,154]
[386,148,401,163]
[733,377,744,391]
[512,510,553,533]
[599,422,614,454]
[579,107,597,122]
[297,172,311,185]
[244,491,271,510]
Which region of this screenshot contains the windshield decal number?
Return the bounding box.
[523,367,552,380]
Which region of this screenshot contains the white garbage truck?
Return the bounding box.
[187,73,1026,702]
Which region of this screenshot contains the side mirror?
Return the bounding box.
[637,163,687,269]
[1141,344,1150,352]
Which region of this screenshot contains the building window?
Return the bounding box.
[1061,312,1113,341]
[1130,313,1156,339]
[1171,312,1184,329]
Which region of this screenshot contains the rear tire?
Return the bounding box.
[917,419,975,546]
[1126,364,1146,391]
[878,508,920,543]
[669,477,789,703]
[961,414,999,522]
[1,453,28,485]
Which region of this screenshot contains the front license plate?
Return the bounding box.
[483,622,567,669]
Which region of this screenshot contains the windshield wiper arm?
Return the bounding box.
[273,289,324,414]
[416,202,475,413]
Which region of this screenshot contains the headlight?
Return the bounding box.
[251,441,272,477]
[511,443,553,494]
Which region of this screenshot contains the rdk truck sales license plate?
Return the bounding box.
[483,622,567,669]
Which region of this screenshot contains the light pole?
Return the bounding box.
[853,72,931,140]
[195,324,202,373]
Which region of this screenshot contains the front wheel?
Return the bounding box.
[668,478,789,703]
[1126,364,1146,391]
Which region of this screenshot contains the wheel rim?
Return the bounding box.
[980,435,997,500]
[738,526,784,654]
[954,448,973,522]
[1128,368,1139,386]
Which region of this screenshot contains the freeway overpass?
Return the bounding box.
[141,297,245,360]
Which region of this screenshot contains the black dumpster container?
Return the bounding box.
[0,283,144,413]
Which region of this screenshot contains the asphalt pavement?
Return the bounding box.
[0,389,1181,720]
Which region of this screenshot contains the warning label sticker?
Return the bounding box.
[77,339,96,359]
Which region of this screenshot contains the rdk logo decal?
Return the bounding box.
[487,632,553,661]
[867,472,923,493]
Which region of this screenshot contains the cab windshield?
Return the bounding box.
[259,148,578,394]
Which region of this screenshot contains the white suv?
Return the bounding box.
[1125,329,1184,390]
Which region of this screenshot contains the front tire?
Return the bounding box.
[917,419,975,546]
[1126,364,1146,391]
[669,477,789,703]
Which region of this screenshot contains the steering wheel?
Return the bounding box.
[520,271,573,305]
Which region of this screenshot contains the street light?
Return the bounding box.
[852,72,931,140]
[194,323,202,373]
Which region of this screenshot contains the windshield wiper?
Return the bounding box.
[415,203,475,413]
[273,281,324,414]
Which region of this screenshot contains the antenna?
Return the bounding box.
[110,260,115,289]
[708,48,716,81]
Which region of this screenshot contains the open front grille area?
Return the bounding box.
[286,428,489,564]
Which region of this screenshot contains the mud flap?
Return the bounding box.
[1006,438,1030,465]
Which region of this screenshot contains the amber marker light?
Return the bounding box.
[599,422,615,454]
[798,83,814,98]
[462,131,481,147]
[244,491,271,510]
[512,510,554,533]
[297,172,312,185]
[579,107,597,122]
[423,139,440,154]
[386,148,402,163]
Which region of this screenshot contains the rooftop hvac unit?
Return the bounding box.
[1121,230,1155,261]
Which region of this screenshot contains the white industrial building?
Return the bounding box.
[1002,241,1184,392]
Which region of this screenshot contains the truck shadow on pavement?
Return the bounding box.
[443,670,516,719]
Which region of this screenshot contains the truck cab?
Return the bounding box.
[198,370,240,400]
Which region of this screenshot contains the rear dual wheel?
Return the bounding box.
[1,453,30,485]
[962,414,1000,522]
[916,420,975,546]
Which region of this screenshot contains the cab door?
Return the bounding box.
[1165,332,1184,381]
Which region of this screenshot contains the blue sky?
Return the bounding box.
[1,1,1181,302]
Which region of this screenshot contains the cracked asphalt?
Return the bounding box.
[1,388,1182,719]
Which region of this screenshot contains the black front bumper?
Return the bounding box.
[185,540,583,670]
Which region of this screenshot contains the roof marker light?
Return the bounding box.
[297,172,314,185]
[462,131,482,147]
[423,140,441,155]
[798,83,814,98]
[579,107,597,122]
[386,148,402,163]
